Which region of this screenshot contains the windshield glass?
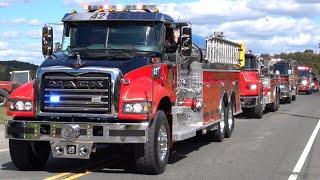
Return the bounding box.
[274,63,289,75]
[61,21,162,58]
[298,71,311,78]
[244,57,257,70]
[10,72,29,84]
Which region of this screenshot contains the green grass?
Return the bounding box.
[0,107,8,124]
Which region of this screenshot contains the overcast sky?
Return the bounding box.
[1,0,320,65]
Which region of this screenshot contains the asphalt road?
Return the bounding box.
[0,94,320,180]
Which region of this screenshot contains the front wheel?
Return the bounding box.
[9,140,50,170]
[286,97,292,103]
[0,89,9,107]
[133,110,170,175]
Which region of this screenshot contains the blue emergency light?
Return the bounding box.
[50,95,60,103]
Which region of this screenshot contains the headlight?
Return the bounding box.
[302,80,307,85]
[123,102,152,114]
[24,102,33,111]
[250,84,257,91]
[311,82,315,86]
[8,100,33,111]
[15,101,25,111]
[280,85,285,89]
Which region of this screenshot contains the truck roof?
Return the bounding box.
[62,11,175,23]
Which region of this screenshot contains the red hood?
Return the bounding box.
[240,70,262,96]
[0,81,13,92]
[9,81,34,101]
[280,76,289,84]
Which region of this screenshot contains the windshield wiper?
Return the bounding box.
[63,47,111,60]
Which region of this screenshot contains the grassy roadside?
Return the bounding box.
[0,107,8,124]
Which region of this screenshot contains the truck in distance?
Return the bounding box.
[239,51,280,119]
[273,59,297,103]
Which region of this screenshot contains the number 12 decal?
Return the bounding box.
[90,13,106,20]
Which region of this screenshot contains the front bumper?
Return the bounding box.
[280,90,291,99]
[240,96,259,108]
[298,86,311,92]
[5,120,148,159]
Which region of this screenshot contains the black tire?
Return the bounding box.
[9,140,50,170]
[286,97,292,104]
[0,89,9,107]
[292,95,296,101]
[225,102,234,138]
[133,110,170,175]
[269,91,279,112]
[212,101,227,142]
[275,92,280,111]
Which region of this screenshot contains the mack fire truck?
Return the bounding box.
[240,51,280,119]
[5,5,242,174]
[273,59,298,103]
[297,66,313,94]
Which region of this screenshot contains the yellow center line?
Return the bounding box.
[44,172,73,180]
[62,171,92,180]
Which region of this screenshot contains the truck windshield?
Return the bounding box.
[298,71,311,77]
[61,21,162,58]
[244,57,257,70]
[274,63,289,75]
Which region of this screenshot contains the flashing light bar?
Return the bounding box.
[297,66,310,70]
[82,4,158,13]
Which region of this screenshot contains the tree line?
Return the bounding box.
[262,49,320,74]
[0,61,38,81]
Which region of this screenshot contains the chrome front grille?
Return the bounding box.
[41,73,112,114]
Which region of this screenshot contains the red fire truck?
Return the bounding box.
[273,59,298,103]
[297,66,313,94]
[0,71,31,107]
[240,51,280,118]
[5,5,242,174]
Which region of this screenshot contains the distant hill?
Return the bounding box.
[0,60,39,81]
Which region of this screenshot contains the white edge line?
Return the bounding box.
[288,119,320,180]
[0,148,9,153]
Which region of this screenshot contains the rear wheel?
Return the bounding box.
[133,110,170,175]
[292,95,296,101]
[212,101,227,142]
[9,140,50,170]
[269,91,280,112]
[225,102,234,138]
[0,89,9,107]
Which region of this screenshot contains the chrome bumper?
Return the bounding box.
[240,96,259,108]
[5,120,149,159]
[5,120,148,143]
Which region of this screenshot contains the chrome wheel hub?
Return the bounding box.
[220,110,225,133]
[228,107,233,129]
[158,125,168,162]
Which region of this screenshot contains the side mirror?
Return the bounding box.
[180,26,192,56]
[288,69,292,75]
[275,70,280,76]
[42,25,53,56]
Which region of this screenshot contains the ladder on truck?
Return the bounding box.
[205,35,241,65]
